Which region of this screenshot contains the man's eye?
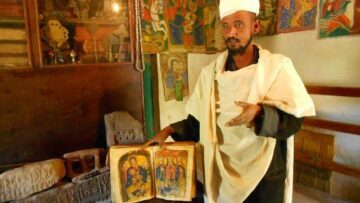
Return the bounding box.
[234,23,242,29]
[222,24,229,30]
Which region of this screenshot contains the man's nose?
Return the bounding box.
[229,26,238,37]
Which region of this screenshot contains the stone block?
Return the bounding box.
[72,167,109,183]
[63,148,106,178]
[104,111,146,147]
[0,159,66,202]
[16,168,111,203]
[74,169,110,203]
[16,182,76,203]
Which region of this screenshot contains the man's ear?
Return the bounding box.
[253,19,261,35]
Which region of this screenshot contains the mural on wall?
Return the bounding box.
[277,0,318,33]
[166,0,205,52]
[258,0,278,35]
[319,0,360,38]
[160,53,189,101]
[203,0,225,52]
[141,0,169,53]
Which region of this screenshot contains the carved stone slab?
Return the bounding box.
[16,183,76,203]
[16,168,110,203]
[72,167,109,183]
[74,169,110,203]
[0,159,66,202]
[104,111,146,146]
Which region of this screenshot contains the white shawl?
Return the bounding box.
[186,47,315,203]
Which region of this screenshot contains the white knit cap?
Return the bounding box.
[219,0,260,19]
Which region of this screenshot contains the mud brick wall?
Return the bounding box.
[0,65,144,169]
[294,130,334,193]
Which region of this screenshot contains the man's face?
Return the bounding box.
[221,11,259,55]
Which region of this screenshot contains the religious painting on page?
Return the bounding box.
[110,142,196,202]
[118,151,153,202]
[154,149,189,200]
[319,0,360,38]
[277,0,318,33]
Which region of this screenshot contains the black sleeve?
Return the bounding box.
[255,105,303,140]
[169,114,200,142]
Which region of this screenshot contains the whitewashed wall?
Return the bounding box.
[157,53,219,128]
[157,28,360,200]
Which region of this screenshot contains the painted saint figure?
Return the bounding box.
[175,157,186,196]
[125,156,149,200]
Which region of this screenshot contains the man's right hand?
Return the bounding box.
[143,126,175,147]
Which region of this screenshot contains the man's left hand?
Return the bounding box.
[225,101,262,128]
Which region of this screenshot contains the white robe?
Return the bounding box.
[186,47,315,203]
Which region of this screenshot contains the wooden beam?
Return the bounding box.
[0,53,28,57]
[150,54,160,135]
[0,39,26,44]
[306,85,360,97]
[303,118,360,135]
[295,151,360,180]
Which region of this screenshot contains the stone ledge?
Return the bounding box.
[0,159,66,202]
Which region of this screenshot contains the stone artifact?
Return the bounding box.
[16,183,76,203]
[0,159,66,202]
[16,168,110,203]
[104,111,146,146]
[63,148,106,178]
[72,167,109,183]
[74,168,110,203]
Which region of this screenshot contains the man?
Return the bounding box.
[146,0,315,202]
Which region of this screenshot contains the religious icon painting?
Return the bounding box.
[258,0,278,35]
[141,0,169,53]
[154,149,188,199]
[160,53,189,101]
[110,142,196,202]
[118,150,153,202]
[166,0,206,52]
[319,0,360,38]
[203,0,225,52]
[38,0,132,64]
[277,0,318,33]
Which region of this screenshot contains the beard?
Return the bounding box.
[226,36,252,56]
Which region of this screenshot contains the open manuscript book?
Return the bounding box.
[110,142,196,203]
